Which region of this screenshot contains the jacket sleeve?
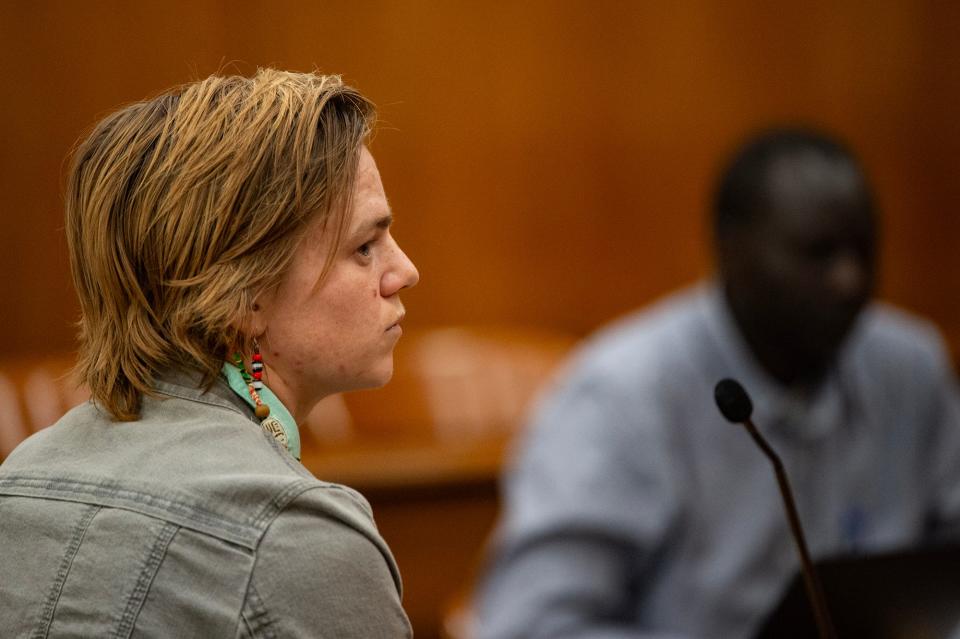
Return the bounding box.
[241,485,412,638]
[474,371,688,639]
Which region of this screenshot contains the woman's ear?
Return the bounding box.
[247,289,273,338]
[247,304,265,338]
[231,290,270,344]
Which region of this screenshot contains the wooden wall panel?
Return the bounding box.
[3,1,959,358]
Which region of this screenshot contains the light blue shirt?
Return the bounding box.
[476,283,960,639]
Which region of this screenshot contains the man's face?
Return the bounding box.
[255,147,420,418]
[722,153,877,379]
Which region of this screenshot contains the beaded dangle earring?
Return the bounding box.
[250,344,268,418]
[231,339,288,448]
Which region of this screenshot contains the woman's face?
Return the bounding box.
[254,147,419,419]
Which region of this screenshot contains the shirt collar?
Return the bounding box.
[221,362,301,460]
[699,280,851,441]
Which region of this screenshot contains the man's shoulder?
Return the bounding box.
[843,303,955,401]
[853,303,948,364]
[524,285,715,430]
[581,286,707,354]
[567,286,711,378]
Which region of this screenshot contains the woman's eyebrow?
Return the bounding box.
[355,214,393,235]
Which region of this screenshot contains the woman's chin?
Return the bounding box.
[348,360,396,392]
[366,364,395,389]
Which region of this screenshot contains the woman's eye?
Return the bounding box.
[357,243,372,258]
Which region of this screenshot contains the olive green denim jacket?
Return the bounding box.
[0,371,411,638]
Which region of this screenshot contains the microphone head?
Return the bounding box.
[714,378,753,423]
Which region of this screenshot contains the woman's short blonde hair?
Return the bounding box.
[65,69,376,420]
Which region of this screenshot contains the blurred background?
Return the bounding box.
[2,2,959,637]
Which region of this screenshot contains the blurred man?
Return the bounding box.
[475,127,960,638]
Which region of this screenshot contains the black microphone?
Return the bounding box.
[713,378,837,639]
[714,378,753,423]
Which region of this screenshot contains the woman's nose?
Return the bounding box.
[381,242,419,296]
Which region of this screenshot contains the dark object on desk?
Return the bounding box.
[755,544,960,638]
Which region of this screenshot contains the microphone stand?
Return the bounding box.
[739,416,838,639]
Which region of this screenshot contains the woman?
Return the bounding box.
[0,69,417,637]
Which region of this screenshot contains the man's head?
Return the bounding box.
[713,127,877,387]
[66,69,376,420]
